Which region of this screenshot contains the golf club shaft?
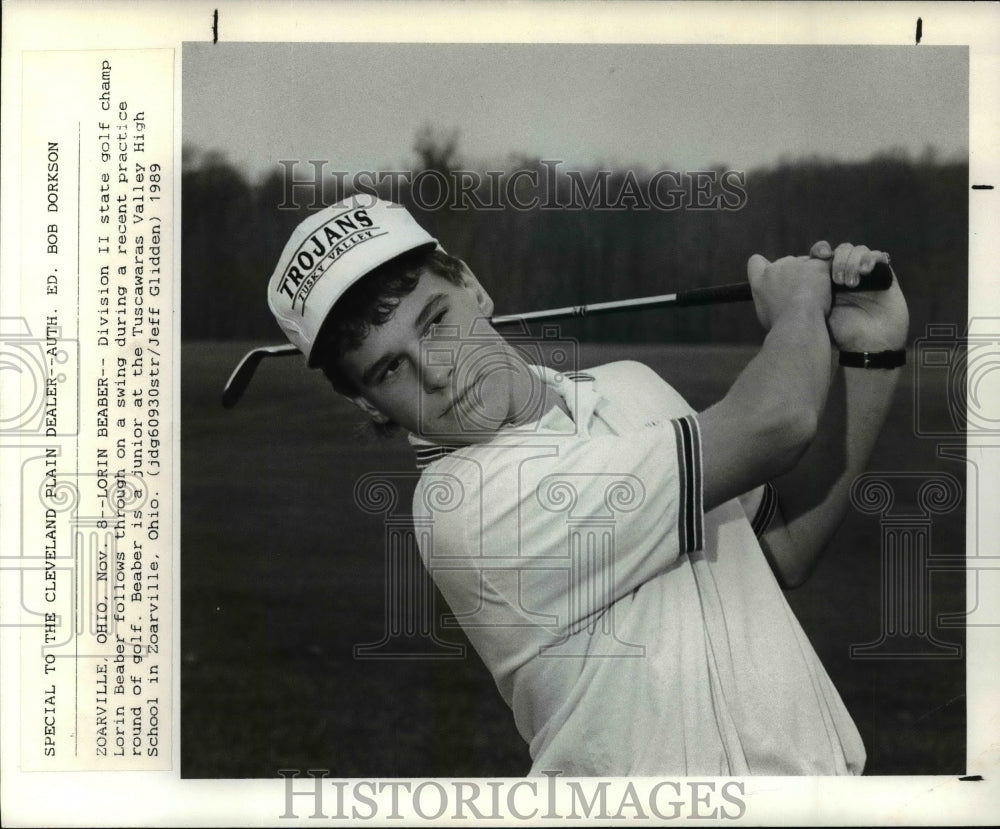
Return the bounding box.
[491,260,893,325]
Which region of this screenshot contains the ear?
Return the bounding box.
[347,394,391,425]
[457,260,495,318]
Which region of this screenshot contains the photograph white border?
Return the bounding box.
[2,1,998,825]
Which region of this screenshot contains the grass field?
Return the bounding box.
[181,340,966,778]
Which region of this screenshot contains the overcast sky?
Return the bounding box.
[183,43,967,180]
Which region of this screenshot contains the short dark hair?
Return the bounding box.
[311,248,467,435]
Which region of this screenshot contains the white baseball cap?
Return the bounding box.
[267,196,437,366]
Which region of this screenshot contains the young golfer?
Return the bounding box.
[267,196,908,776]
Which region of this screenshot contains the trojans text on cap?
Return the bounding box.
[274,206,378,311]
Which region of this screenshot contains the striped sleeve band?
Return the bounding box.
[671,414,704,554]
[750,481,778,537]
[414,444,463,470]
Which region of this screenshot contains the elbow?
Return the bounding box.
[761,527,816,590]
[779,549,821,589]
[779,563,810,590]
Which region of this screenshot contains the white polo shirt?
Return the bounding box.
[411,361,865,776]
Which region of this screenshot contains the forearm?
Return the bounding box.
[761,355,902,587]
[700,306,833,511]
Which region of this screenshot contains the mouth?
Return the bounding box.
[441,381,477,417]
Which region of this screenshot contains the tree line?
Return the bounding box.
[182,141,967,345]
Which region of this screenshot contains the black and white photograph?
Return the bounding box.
[2,2,999,825]
[182,40,969,780]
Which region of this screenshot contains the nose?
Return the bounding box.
[420,357,452,393]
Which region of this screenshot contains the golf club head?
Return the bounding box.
[222,343,300,408]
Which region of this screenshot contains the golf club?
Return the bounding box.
[221,261,893,408]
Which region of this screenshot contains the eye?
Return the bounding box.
[381,357,403,381]
[425,309,448,337]
[372,356,404,386]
